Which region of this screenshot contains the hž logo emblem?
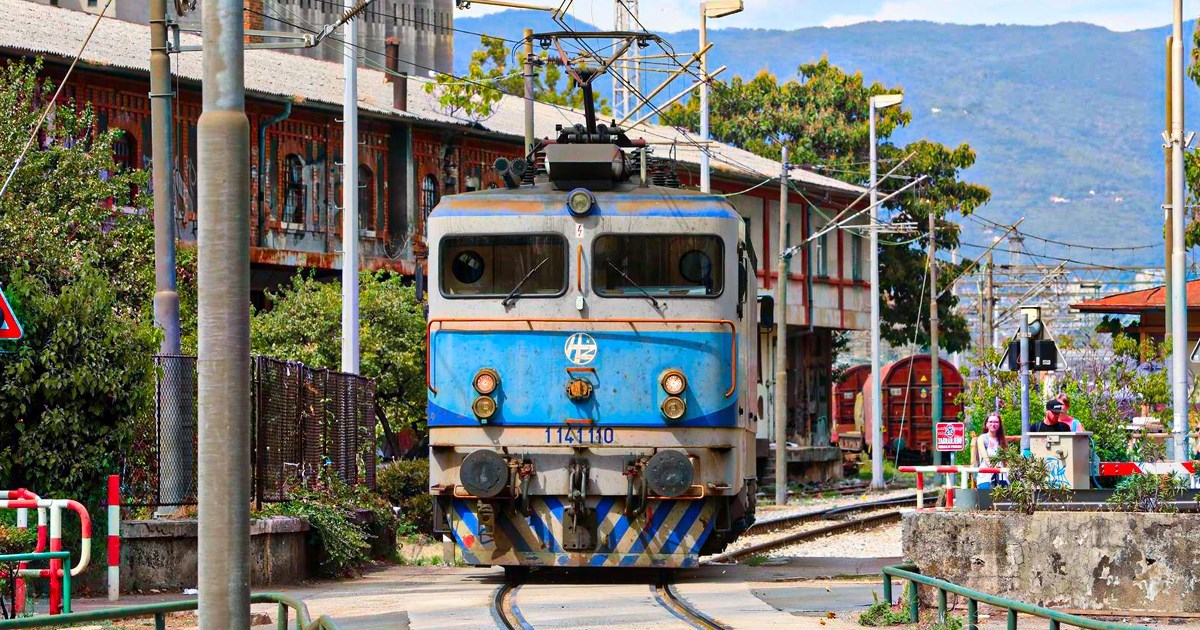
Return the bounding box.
[564,332,598,365]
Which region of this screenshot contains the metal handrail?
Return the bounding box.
[0,552,71,614]
[0,592,340,629]
[881,563,1151,630]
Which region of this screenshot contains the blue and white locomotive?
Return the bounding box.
[426,117,760,570]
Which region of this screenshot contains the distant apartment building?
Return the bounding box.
[20,0,455,77]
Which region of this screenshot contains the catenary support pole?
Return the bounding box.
[869,99,885,489]
[773,147,789,507]
[341,0,360,375]
[984,251,994,351]
[929,211,941,467]
[1019,316,1030,455]
[196,0,251,621]
[1165,35,1174,341]
[150,0,189,515]
[698,9,710,193]
[1170,0,1189,461]
[523,28,534,156]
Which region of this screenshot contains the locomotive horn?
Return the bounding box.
[645,450,694,497]
[460,450,509,498]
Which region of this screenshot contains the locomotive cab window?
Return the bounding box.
[440,234,567,298]
[593,235,724,297]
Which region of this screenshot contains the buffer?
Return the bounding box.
[0,289,22,340]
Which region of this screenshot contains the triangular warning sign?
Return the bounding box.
[919,374,928,383]
[0,289,23,340]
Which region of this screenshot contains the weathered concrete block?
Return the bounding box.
[903,511,1200,612]
[121,516,311,593]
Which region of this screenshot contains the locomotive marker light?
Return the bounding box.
[661,395,687,420]
[473,368,500,395]
[660,369,688,396]
[472,395,498,422]
[460,450,509,498]
[567,188,596,216]
[566,377,594,402]
[646,450,694,497]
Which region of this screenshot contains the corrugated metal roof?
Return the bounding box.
[1072,280,1200,313]
[0,0,863,195]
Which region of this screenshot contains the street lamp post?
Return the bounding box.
[869,93,903,490]
[698,0,742,193]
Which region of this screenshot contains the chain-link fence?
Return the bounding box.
[128,355,376,507]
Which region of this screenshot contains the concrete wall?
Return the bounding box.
[903,511,1200,612]
[121,517,311,592]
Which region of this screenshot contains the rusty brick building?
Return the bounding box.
[4,0,873,478]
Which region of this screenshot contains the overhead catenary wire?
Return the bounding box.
[965,214,1158,252]
[0,0,113,199]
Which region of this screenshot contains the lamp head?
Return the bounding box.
[701,0,743,19]
[871,93,904,109]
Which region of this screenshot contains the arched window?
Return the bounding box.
[358,164,375,233]
[282,154,307,226]
[421,174,438,221]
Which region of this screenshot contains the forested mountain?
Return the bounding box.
[457,12,1199,265]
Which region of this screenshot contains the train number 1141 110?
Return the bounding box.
[545,427,615,444]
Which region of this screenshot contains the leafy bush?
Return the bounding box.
[992,445,1072,514]
[0,58,155,511]
[1107,460,1187,513]
[261,472,399,577]
[377,460,433,537]
[858,592,909,626]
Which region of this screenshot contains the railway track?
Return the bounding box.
[709,494,921,563]
[492,574,732,630]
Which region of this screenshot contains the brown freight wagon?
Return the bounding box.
[861,355,963,463]
[832,364,870,453]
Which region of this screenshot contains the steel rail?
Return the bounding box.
[881,563,1152,630]
[745,494,918,536]
[710,510,902,563]
[652,581,731,630]
[492,580,531,630]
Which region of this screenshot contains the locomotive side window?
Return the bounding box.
[440,234,567,298]
[592,235,724,297]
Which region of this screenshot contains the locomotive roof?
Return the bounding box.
[430,182,741,220]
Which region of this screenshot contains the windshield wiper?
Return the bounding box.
[501,257,549,307]
[607,262,666,311]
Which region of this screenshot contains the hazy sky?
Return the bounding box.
[458,0,1200,32]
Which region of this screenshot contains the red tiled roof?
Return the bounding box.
[1072,280,1200,314]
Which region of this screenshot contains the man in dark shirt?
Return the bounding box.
[1031,400,1071,432]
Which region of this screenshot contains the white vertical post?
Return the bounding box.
[342,0,360,375]
[869,98,884,489]
[698,9,710,193]
[1171,0,1189,461]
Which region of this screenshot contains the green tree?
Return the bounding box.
[250,271,427,431]
[660,59,989,352]
[426,35,610,121]
[0,58,156,502]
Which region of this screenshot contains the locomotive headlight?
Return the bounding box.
[473,368,500,395]
[472,395,497,420]
[567,188,595,216]
[660,369,687,395]
[661,395,687,420]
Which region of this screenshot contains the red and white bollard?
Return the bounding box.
[899,465,1006,511]
[107,475,120,601]
[2,489,46,615]
[0,497,92,614]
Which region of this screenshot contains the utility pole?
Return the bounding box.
[773,146,789,507]
[928,212,941,468]
[1019,316,1030,455]
[524,28,535,156]
[1165,34,1174,340]
[196,0,251,622]
[698,7,710,193]
[1170,0,1189,461]
[149,0,187,515]
[984,251,995,351]
[341,0,360,375]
